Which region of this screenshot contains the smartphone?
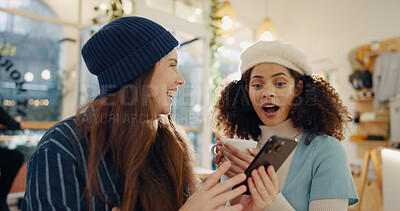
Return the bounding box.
[233,135,298,195]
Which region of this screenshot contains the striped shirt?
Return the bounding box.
[21,117,125,211]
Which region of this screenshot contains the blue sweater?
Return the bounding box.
[22,117,124,211]
[282,131,359,211]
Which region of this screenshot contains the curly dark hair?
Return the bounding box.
[213,68,352,144]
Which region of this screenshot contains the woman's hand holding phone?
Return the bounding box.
[179,161,247,211]
[239,165,279,211]
[213,136,279,210]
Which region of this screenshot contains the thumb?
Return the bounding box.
[112,207,120,211]
[248,148,259,156]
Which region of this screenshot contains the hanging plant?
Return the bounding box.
[209,0,223,63]
[91,0,134,34]
[93,0,126,23]
[209,0,223,105]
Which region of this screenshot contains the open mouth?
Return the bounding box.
[167,90,177,98]
[262,104,279,113]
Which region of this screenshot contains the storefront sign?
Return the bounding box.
[0,46,28,116]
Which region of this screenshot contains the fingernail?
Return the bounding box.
[269,165,275,171]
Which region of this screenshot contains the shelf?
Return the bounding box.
[357,120,389,125]
[350,97,374,102]
[350,139,390,147]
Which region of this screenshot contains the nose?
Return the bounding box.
[262,86,275,98]
[176,71,185,86]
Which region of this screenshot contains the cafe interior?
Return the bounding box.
[1,0,400,210]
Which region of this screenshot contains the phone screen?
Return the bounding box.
[233,135,298,195]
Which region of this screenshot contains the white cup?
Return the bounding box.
[211,138,258,159]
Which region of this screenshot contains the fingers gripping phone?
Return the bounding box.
[233,135,298,195]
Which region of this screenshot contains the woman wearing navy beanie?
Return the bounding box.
[22,16,249,211]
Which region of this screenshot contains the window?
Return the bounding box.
[0,0,64,121]
[146,0,204,24]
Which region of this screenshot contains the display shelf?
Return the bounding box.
[358,120,389,125]
[350,97,374,103]
[350,139,390,146]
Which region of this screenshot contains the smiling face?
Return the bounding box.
[149,49,185,115]
[248,63,302,126]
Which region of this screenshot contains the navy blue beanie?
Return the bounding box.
[81,16,179,97]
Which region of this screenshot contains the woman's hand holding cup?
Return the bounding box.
[212,135,258,178]
[212,134,224,167]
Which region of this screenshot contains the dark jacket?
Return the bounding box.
[0,107,20,130]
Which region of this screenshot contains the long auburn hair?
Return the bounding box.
[76,66,199,211]
[214,67,352,144]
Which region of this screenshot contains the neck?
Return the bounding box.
[258,118,302,145]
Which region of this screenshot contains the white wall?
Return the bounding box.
[266,0,400,165]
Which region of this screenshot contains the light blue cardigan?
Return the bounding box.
[282,130,359,211]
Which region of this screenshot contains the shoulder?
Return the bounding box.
[32,116,83,162]
[309,134,345,154]
[308,134,349,169]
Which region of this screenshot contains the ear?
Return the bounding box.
[295,80,303,96]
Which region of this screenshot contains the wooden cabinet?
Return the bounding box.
[351,91,390,211]
[350,35,400,211]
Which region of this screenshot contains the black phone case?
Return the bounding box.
[233,135,298,195]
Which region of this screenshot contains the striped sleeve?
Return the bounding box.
[22,137,84,210]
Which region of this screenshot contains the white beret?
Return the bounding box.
[239,40,312,76]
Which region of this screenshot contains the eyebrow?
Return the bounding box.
[272,72,288,77]
[168,58,178,63]
[251,75,263,79]
[251,72,288,79]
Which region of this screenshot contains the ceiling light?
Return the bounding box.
[257,18,277,41]
[41,69,51,80]
[99,3,107,10]
[24,72,34,82]
[216,1,236,36]
[221,16,233,30]
[260,31,273,41]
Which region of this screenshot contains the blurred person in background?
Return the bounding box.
[0,106,24,211]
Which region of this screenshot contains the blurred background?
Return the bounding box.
[1,0,400,210]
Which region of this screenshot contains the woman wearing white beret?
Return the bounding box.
[213,40,359,211]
